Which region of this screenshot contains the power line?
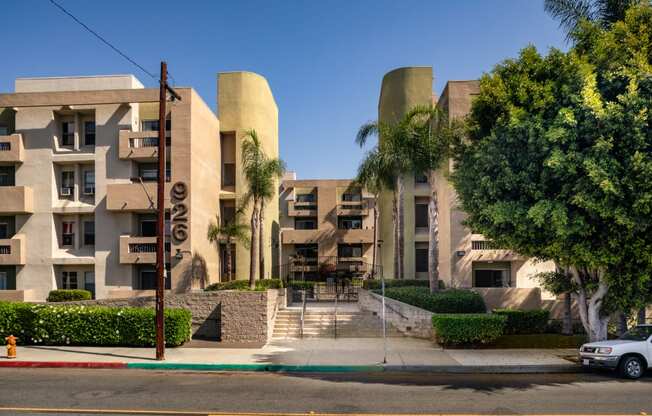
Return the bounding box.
[48,0,158,81]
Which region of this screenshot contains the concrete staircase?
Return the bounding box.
[272,308,403,339]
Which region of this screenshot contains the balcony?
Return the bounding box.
[288,200,317,217]
[281,228,374,244]
[106,182,170,212]
[0,134,24,163]
[118,130,159,161]
[337,200,369,216]
[0,186,33,214]
[336,261,368,273]
[468,236,526,261]
[0,235,25,265]
[120,236,157,264]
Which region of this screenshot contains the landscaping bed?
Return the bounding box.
[205,279,282,291]
[378,287,486,314]
[0,302,192,347]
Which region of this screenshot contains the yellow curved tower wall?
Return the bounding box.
[217,72,280,280]
[377,67,434,279]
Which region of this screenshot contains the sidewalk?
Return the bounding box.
[0,338,580,373]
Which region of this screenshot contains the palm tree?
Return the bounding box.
[241,129,285,289]
[354,147,394,279]
[544,0,642,39]
[207,213,249,282]
[355,107,436,280]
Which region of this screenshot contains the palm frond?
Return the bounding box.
[355,121,380,147]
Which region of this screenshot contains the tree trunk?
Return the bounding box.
[572,269,609,342]
[259,200,265,280]
[396,176,405,280]
[371,196,378,279]
[392,191,399,279]
[427,170,439,293]
[249,198,260,290]
[226,237,233,282]
[638,308,647,325]
[562,292,573,336]
[616,311,628,336]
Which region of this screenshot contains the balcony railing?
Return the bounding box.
[336,201,369,216]
[0,186,33,214]
[130,137,158,148]
[0,236,25,265]
[118,130,159,160]
[471,240,504,250]
[288,200,318,217]
[129,242,156,253]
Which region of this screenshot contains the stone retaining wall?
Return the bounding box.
[358,289,434,339]
[57,289,284,344]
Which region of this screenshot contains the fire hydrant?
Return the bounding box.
[5,335,17,359]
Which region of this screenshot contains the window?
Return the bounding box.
[83,170,95,195]
[0,223,7,239]
[220,205,236,225]
[415,245,428,273]
[0,166,15,187]
[473,263,511,288]
[222,163,235,187]
[62,271,78,289]
[141,119,171,132]
[294,217,317,230]
[83,221,94,246]
[296,193,315,203]
[0,217,14,239]
[61,171,74,197]
[415,174,428,184]
[140,219,157,237]
[0,126,9,136]
[138,162,170,182]
[62,222,74,246]
[338,244,362,258]
[342,193,361,202]
[0,272,7,290]
[61,122,75,146]
[139,266,170,290]
[338,216,362,230]
[415,203,429,229]
[84,271,95,298]
[295,244,318,260]
[84,121,95,146]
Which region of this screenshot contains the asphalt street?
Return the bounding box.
[0,368,650,415]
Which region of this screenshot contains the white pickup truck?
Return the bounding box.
[579,324,652,379]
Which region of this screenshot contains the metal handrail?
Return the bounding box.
[334,288,338,339]
[300,290,307,339]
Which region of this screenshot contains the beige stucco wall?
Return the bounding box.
[377,67,434,279]
[217,72,279,280]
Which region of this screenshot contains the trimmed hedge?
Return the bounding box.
[363,279,444,290]
[287,281,315,290]
[432,314,506,345]
[205,279,282,292]
[0,302,191,347]
[492,309,550,335]
[47,289,92,302]
[380,287,486,314]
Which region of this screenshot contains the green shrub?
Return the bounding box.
[47,289,92,302]
[0,302,191,347]
[432,314,506,345]
[380,287,486,313]
[205,279,282,291]
[492,309,550,335]
[363,279,439,290]
[546,319,586,335]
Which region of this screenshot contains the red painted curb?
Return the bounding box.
[0,361,127,369]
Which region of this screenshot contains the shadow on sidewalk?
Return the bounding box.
[19,345,157,361]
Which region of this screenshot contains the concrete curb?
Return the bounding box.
[0,361,582,373]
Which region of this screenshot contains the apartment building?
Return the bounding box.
[376,67,555,291]
[0,71,281,301]
[279,176,376,281]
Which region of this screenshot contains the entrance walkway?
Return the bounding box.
[273,302,403,339]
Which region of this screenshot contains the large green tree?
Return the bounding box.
[544,0,644,39]
[451,4,652,341]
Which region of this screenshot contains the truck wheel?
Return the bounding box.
[619,356,644,379]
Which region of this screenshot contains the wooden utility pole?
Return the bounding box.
[156,61,181,361]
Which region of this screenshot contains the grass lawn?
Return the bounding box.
[489,334,586,349]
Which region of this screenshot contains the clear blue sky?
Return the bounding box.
[2,0,565,179]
